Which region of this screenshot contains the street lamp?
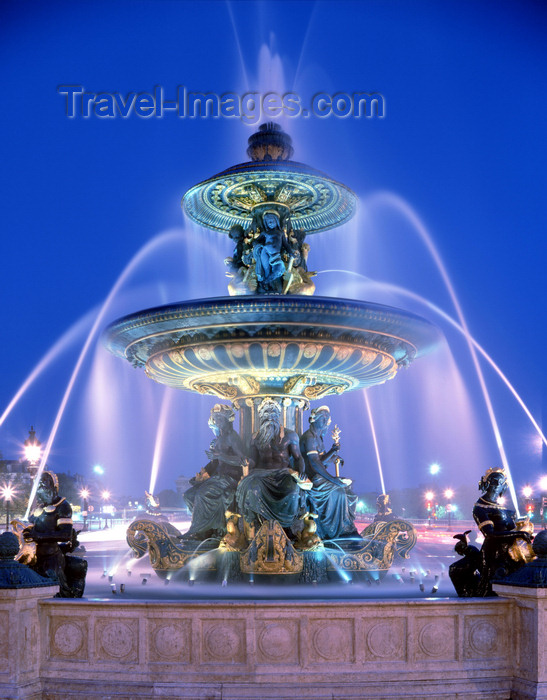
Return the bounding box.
[1,483,16,531]
[429,463,440,475]
[80,488,90,531]
[444,488,454,530]
[23,426,41,478]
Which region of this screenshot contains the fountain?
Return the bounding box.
[104,122,441,582]
[2,122,546,700]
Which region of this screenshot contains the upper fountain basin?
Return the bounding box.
[103,296,441,401]
[182,159,357,234]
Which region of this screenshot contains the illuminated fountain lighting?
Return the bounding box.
[1,118,539,591]
[363,390,386,494]
[362,190,513,502]
[149,389,173,496]
[104,123,439,582]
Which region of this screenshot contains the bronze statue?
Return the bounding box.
[288,228,309,272]
[236,398,310,529]
[300,406,358,540]
[450,467,534,596]
[293,512,321,550]
[227,224,246,272]
[183,404,247,540]
[145,490,161,516]
[373,493,396,523]
[252,211,293,294]
[16,471,87,597]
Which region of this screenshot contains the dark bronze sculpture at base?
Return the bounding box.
[183,404,246,541]
[12,471,87,597]
[126,400,417,583]
[449,467,534,597]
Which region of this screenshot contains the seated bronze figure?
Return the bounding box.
[183,404,247,540]
[450,467,534,597]
[15,471,87,598]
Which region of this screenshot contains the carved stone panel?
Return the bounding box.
[201,619,246,665]
[255,619,299,665]
[95,617,138,663]
[48,615,88,661]
[463,615,504,660]
[148,619,191,664]
[362,617,407,662]
[0,610,9,663]
[415,616,457,662]
[309,618,355,664]
[518,607,536,676]
[20,610,40,672]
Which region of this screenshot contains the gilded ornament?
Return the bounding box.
[303,344,318,359]
[240,520,303,574]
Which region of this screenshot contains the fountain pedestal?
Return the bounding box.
[2,594,536,699]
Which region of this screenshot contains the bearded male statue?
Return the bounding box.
[236,398,309,529]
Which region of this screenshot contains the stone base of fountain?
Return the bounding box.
[2,584,545,700]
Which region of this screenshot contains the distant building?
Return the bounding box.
[0,459,29,476]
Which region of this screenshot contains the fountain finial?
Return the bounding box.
[247,122,294,162]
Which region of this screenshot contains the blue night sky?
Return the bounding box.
[1,1,546,508]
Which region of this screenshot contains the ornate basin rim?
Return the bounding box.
[182,159,357,234]
[104,295,441,365]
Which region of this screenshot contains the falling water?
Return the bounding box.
[24,230,188,518]
[226,1,250,91]
[0,309,95,428]
[363,390,386,494]
[149,389,174,496]
[320,267,545,513]
[343,191,523,515]
[321,269,546,450]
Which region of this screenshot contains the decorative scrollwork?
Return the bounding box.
[324,519,417,572]
[126,519,191,571]
[192,382,239,400]
[304,383,347,400]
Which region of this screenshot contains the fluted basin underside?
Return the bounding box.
[104,296,441,401]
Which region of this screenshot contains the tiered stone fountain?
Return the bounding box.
[105,123,441,582]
